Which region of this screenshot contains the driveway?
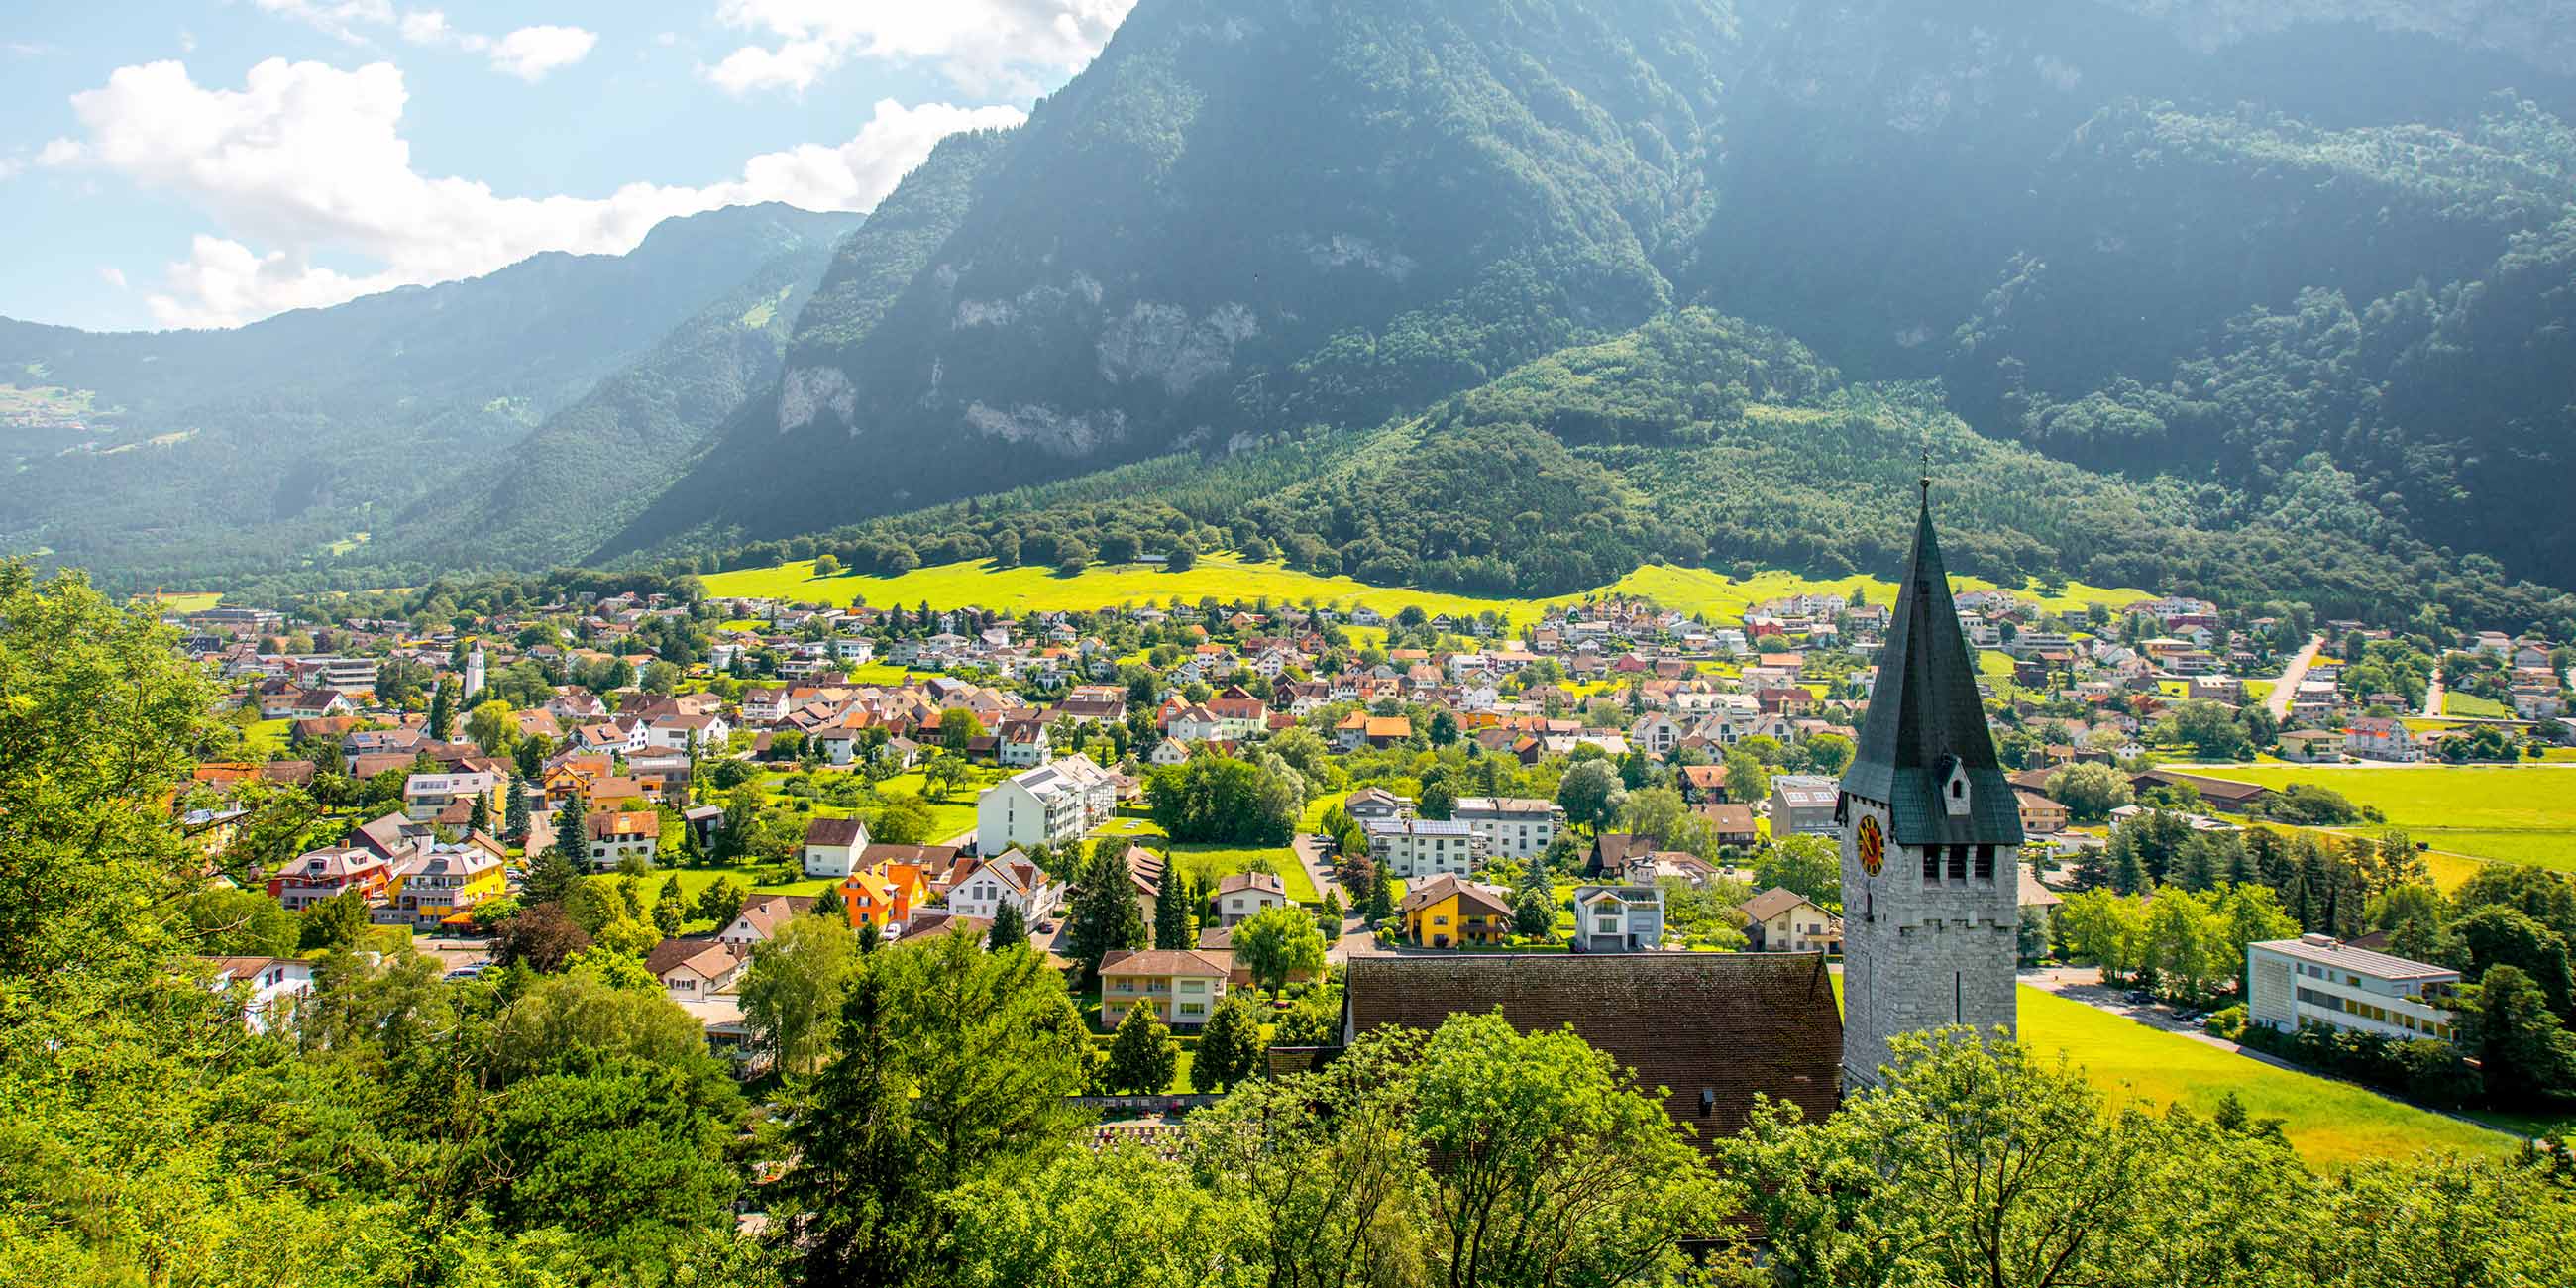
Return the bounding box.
[2266,634,2323,721]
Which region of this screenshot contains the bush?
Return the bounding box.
[2203,1005,2246,1041]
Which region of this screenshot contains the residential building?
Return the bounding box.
[944,850,1065,922]
[403,770,502,822]
[800,816,872,879]
[1334,713,1414,751]
[1400,874,1513,949]
[646,936,746,1003]
[391,840,505,928]
[199,956,315,1033]
[1740,887,1842,953]
[1364,816,1491,881]
[715,893,816,951]
[1767,775,1842,837]
[1694,803,1759,849]
[269,846,393,911]
[2347,716,2420,763]
[841,862,931,932]
[2275,729,2345,763]
[1100,948,1232,1028]
[586,810,661,870]
[2014,791,2069,835]
[1452,796,1564,861]
[1342,787,1410,824]
[2246,934,2459,1043]
[975,755,1118,856]
[1213,871,1287,925]
[1570,885,1664,952]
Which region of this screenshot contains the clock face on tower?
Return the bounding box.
[1857,814,1884,877]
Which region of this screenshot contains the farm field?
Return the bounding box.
[2012,986,2515,1167]
[2191,764,2576,874]
[700,556,2154,630]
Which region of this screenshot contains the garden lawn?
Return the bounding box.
[2012,987,2513,1167]
[2191,764,2576,875]
[137,590,222,613]
[700,556,2153,631]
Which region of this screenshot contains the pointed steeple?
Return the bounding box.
[1842,481,2024,847]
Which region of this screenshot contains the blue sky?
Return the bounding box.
[0,0,1131,331]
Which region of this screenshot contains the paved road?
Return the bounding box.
[2421,664,2446,719]
[2266,634,2323,721]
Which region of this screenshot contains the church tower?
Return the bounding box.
[1838,474,2025,1089]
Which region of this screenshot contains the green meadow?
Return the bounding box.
[699,555,2154,630]
[2192,764,2576,875]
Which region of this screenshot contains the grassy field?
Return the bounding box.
[2013,986,2514,1167]
[2191,764,2576,874]
[136,590,223,613]
[2443,691,2514,719]
[700,556,2154,630]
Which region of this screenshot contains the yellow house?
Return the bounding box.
[1400,874,1513,949]
[392,839,508,929]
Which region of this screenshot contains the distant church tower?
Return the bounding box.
[464,645,487,702]
[1838,472,2026,1089]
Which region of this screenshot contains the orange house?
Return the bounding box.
[841,861,931,932]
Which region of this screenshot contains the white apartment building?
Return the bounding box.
[2246,934,2459,1043]
[975,755,1118,857]
[1451,797,1564,861]
[1364,816,1491,881]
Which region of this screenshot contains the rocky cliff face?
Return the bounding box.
[2103,0,2576,76]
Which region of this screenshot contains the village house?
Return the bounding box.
[646,936,746,1003]
[2247,934,2458,1043]
[1099,948,1232,1028]
[2347,715,2421,763]
[1739,887,1842,953]
[943,850,1065,923]
[1400,874,1513,949]
[1213,871,1288,925]
[716,894,817,951]
[586,810,661,869]
[1569,885,1664,952]
[269,846,394,911]
[799,816,872,879]
[1767,775,1843,837]
[199,956,316,1034]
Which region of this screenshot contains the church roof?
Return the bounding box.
[1342,953,1841,1150]
[1841,485,2026,848]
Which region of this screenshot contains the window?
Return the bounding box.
[1946,846,1967,881]
[1922,846,1940,881]
[1974,845,1994,881]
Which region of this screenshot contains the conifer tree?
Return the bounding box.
[521,836,582,908]
[988,902,1028,950]
[552,802,590,874]
[653,874,685,935]
[814,885,846,922]
[503,780,531,843]
[1153,869,1195,949]
[427,681,453,741]
[1105,1000,1179,1094]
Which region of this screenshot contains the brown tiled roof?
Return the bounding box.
[802,816,869,848]
[1343,953,1841,1150]
[1099,948,1230,978]
[1738,887,1822,923]
[1399,873,1510,917]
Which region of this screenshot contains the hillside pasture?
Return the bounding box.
[2192,764,2576,874]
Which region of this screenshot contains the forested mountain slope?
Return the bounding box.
[699,308,2572,632]
[620,0,2576,616]
[0,204,857,586]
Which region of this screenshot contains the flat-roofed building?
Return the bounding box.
[2246,934,2459,1043]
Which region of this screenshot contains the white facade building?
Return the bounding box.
[974,755,1118,857]
[2246,934,2459,1043]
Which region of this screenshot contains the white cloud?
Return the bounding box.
[38,138,83,165]
[397,10,452,45]
[56,59,1022,328]
[99,267,128,289]
[488,25,596,81]
[252,0,395,45]
[707,0,1135,97]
